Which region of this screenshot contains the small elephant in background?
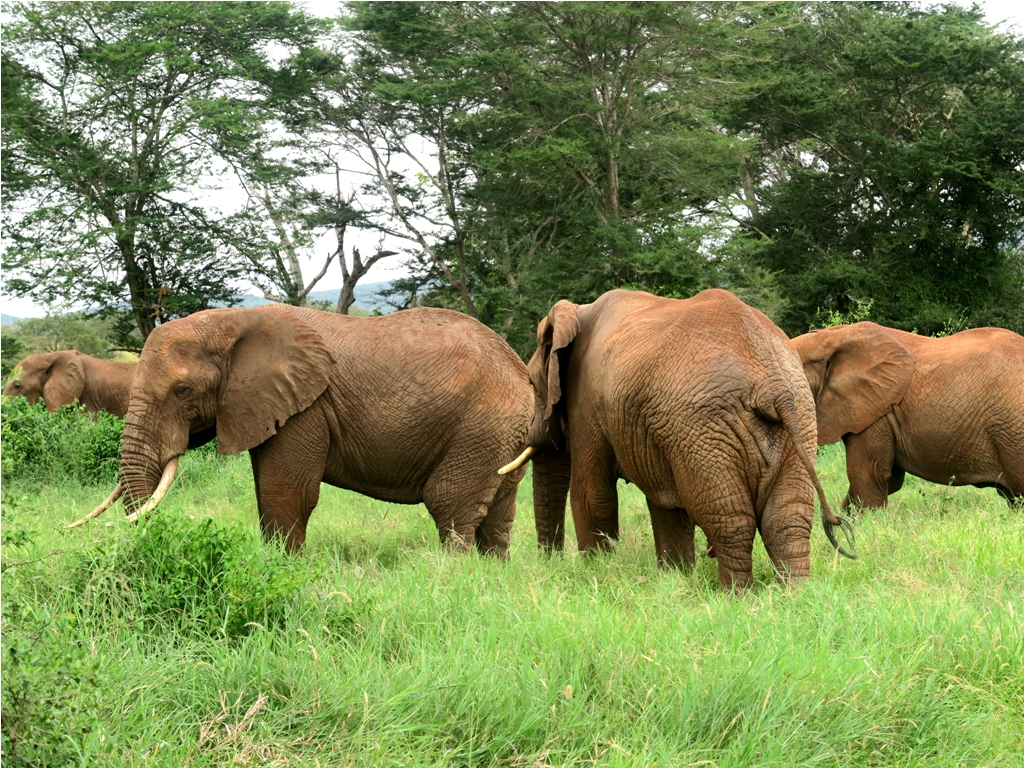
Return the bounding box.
[79,304,534,555]
[507,289,853,589]
[791,322,1024,509]
[3,350,136,417]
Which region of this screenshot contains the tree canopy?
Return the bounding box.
[3,1,1022,353]
[1,1,319,342]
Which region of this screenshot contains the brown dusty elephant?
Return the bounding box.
[501,289,854,589]
[3,350,136,417]
[75,304,534,554]
[792,322,1024,509]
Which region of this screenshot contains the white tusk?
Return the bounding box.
[124,456,179,524]
[65,483,123,529]
[498,446,537,475]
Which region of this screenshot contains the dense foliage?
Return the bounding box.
[0,1,319,343]
[3,1,1020,351]
[0,397,124,485]
[722,2,1024,335]
[330,1,1024,349]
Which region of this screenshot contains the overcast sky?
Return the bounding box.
[2,0,1021,320]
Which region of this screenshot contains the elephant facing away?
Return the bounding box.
[792,322,1024,509]
[78,304,534,554]
[510,289,853,589]
[3,351,136,417]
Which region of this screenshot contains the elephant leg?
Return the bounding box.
[423,452,502,553]
[692,489,757,591]
[706,513,758,591]
[569,443,619,552]
[248,421,326,553]
[532,447,571,551]
[475,466,526,559]
[647,500,696,570]
[842,420,896,510]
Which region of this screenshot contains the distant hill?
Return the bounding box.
[234,281,396,314]
[2,314,23,328]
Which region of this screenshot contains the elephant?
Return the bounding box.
[791,322,1024,509]
[75,304,534,554]
[502,289,854,589]
[3,350,136,417]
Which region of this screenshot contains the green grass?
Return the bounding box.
[2,444,1023,766]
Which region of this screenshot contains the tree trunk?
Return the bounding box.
[120,235,156,340]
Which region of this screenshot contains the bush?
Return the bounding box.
[0,602,103,767]
[73,514,309,639]
[1,397,123,485]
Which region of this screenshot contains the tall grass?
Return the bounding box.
[2,444,1022,766]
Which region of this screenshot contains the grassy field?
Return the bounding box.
[2,443,1022,767]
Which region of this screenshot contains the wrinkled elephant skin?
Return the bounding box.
[117,305,533,555]
[793,322,1024,509]
[525,289,846,590]
[3,350,136,417]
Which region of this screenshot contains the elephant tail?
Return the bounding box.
[774,392,857,560]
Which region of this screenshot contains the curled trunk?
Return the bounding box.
[119,412,170,515]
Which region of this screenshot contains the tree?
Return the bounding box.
[720,2,1024,335]
[314,2,499,318]
[224,150,399,313]
[1,1,319,339]
[2,313,113,361]
[1,334,29,380]
[332,2,749,351]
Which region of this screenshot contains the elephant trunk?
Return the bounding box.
[124,458,178,523]
[119,408,183,519]
[532,447,571,551]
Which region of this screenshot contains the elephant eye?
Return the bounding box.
[174,384,191,399]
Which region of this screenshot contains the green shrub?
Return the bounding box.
[74,514,309,639]
[1,397,123,485]
[0,601,103,768]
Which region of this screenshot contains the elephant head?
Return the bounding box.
[525,300,581,449]
[792,322,916,445]
[496,301,580,549]
[498,300,580,477]
[113,305,333,516]
[3,351,85,410]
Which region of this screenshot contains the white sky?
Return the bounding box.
[2,0,1021,320]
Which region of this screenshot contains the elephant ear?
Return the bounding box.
[541,300,580,420]
[794,322,915,445]
[42,351,85,411]
[216,306,333,455]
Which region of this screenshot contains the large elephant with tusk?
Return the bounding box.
[73,304,535,554]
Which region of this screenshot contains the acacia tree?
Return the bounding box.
[218,134,401,313]
[331,2,748,349]
[1,1,318,339]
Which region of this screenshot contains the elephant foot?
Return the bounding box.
[440,525,477,553]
